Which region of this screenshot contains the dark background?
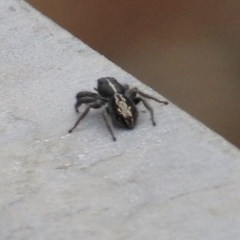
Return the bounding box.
[28,0,240,148]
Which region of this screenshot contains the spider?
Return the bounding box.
[68,77,168,141]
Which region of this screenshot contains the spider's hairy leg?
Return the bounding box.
[68,101,104,133]
[134,97,156,126]
[122,84,129,91]
[128,88,168,105]
[74,91,99,112]
[103,108,117,141]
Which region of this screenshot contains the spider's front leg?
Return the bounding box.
[127,87,168,126]
[74,91,99,112]
[103,107,117,141]
[68,92,105,133]
[133,97,156,126]
[128,88,168,105]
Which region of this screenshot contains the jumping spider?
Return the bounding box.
[68,77,168,141]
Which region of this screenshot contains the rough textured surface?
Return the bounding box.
[1,1,240,239]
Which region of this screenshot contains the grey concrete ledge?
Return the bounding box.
[1,0,240,239]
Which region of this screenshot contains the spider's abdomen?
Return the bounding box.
[108,94,138,129]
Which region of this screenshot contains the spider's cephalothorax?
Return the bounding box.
[68,77,168,141]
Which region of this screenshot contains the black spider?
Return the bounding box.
[68,77,168,141]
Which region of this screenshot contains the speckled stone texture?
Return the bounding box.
[1,1,240,240]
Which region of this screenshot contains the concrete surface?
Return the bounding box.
[1,0,240,239]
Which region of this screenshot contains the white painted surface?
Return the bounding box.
[1,1,240,239]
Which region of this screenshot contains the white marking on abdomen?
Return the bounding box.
[115,94,133,118]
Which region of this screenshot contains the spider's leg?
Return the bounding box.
[128,88,168,105]
[122,84,129,91]
[68,101,104,133]
[135,97,156,126]
[74,91,99,112]
[103,108,117,141]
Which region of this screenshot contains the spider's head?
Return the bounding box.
[97,77,125,98]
